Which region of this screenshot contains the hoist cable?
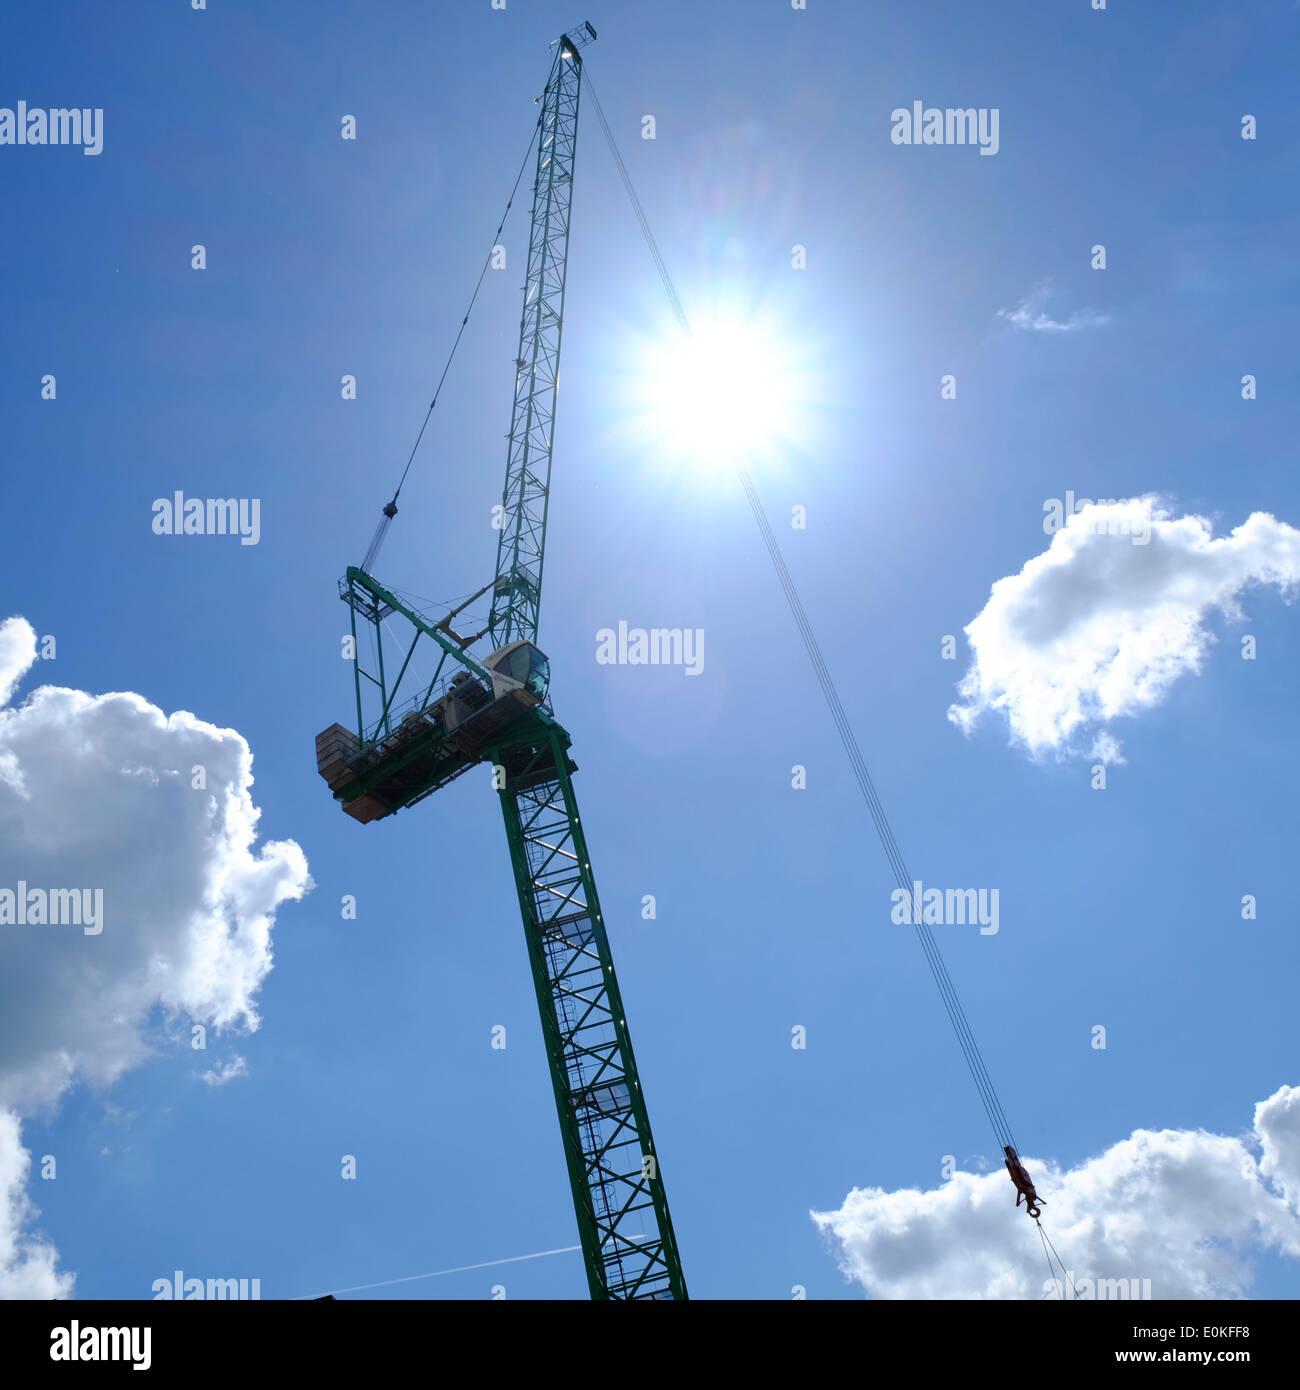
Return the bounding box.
[585,74,687,330]
[585,66,1019,1154]
[737,470,1016,1149]
[1036,1220,1060,1295]
[1037,1217,1075,1300]
[361,114,540,572]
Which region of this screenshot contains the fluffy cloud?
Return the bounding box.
[1257,1086,1300,1208]
[813,1085,1300,1299]
[0,1111,71,1300]
[0,616,310,1297]
[949,501,1300,761]
[0,621,35,708]
[995,280,1110,333]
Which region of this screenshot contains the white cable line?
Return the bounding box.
[293,1244,582,1299]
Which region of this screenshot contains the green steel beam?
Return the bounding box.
[342,565,493,743]
[488,713,688,1300]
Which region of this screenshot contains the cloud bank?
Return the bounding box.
[0,616,310,1297]
[814,1085,1300,1299]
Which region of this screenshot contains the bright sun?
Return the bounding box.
[634,314,800,468]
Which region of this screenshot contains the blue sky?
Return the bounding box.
[2,0,1300,1300]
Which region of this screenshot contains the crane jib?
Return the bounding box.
[488,35,585,649]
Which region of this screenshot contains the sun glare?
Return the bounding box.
[635,314,800,468]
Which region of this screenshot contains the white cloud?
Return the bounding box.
[949,501,1300,761]
[813,1085,1300,1299]
[1257,1086,1300,1209]
[0,1110,72,1299]
[200,1056,249,1088]
[0,620,36,708]
[995,279,1110,333]
[0,615,310,1297]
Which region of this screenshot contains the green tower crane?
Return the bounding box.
[314,22,688,1302]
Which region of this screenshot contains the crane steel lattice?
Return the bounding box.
[315,23,687,1301]
[487,27,579,650]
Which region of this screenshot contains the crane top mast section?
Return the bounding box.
[488,21,595,649]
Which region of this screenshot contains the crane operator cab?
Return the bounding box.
[487,640,550,702]
[441,641,550,745]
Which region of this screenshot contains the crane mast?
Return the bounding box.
[486,23,686,1301]
[490,717,687,1299]
[316,22,688,1300]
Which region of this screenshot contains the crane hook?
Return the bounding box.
[1003,1145,1044,1219]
